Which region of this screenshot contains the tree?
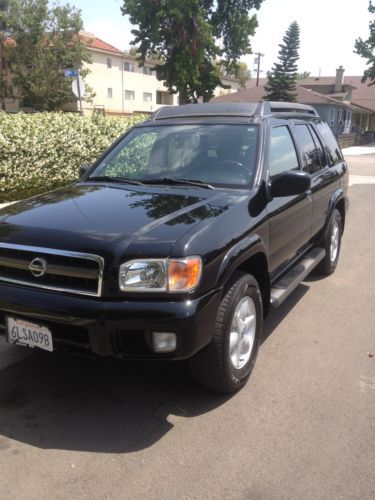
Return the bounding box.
[217,60,251,88]
[121,0,264,104]
[264,21,300,102]
[297,71,310,80]
[355,1,375,85]
[4,0,93,111]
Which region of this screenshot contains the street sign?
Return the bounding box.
[72,77,86,99]
[64,69,78,78]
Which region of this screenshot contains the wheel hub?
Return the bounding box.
[330,220,339,262]
[229,296,256,370]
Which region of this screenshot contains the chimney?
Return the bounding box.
[335,65,345,93]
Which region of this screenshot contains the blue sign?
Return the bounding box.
[64,69,78,78]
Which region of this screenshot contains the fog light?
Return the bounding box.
[152,332,177,353]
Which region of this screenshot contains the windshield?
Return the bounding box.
[89,124,260,188]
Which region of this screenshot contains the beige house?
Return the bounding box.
[1,31,240,115]
[67,32,240,115]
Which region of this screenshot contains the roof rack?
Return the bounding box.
[259,101,319,117]
[151,103,260,120]
[150,101,319,121]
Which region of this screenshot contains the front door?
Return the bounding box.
[266,125,313,279]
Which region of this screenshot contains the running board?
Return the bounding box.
[270,248,326,308]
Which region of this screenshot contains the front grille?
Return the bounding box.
[0,243,104,297]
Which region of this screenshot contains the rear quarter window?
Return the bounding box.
[314,122,343,166]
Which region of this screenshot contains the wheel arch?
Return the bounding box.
[216,235,270,318]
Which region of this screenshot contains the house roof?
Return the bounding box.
[342,76,375,112]
[213,83,371,113]
[299,75,375,112]
[79,32,123,55]
[298,76,357,89]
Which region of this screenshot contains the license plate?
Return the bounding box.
[6,316,53,352]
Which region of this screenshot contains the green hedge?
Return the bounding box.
[0,112,145,203]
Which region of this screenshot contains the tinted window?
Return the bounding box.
[309,126,326,168]
[294,124,322,174]
[315,122,343,166]
[269,126,299,177]
[91,125,260,187]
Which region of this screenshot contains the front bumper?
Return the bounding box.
[0,283,221,360]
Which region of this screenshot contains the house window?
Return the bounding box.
[143,66,151,75]
[108,88,113,99]
[125,90,135,101]
[124,62,134,72]
[107,57,112,68]
[143,92,152,103]
[156,91,174,105]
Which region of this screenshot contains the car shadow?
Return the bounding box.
[261,283,309,344]
[0,284,309,454]
[0,350,231,454]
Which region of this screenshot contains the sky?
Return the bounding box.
[71,0,371,78]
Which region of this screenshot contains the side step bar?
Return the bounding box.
[270,248,326,308]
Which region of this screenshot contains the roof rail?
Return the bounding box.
[150,102,260,120]
[148,101,319,121]
[259,101,319,117]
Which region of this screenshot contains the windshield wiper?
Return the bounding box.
[86,176,144,186]
[141,177,215,190]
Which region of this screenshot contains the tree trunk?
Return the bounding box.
[179,87,189,105]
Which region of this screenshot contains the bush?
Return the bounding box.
[0,112,146,203]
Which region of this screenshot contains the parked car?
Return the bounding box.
[0,102,349,393]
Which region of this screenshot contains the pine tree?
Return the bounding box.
[264,21,300,102]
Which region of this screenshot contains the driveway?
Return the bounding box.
[0,156,374,499]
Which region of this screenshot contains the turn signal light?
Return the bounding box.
[168,257,202,292]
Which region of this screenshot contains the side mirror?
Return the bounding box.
[270,170,311,198]
[79,164,91,179]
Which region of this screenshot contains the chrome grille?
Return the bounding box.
[0,243,104,297]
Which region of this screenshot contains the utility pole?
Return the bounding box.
[254,52,264,87]
[76,72,83,116]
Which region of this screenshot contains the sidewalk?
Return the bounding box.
[342,144,375,156]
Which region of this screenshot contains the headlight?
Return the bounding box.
[119,257,202,293]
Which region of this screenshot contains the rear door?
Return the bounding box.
[266,124,313,278]
[293,121,341,237]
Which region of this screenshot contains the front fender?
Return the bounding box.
[326,188,345,229]
[216,234,269,288]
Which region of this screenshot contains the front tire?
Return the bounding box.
[189,272,263,393]
[315,208,343,276]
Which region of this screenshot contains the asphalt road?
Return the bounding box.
[0,156,374,500]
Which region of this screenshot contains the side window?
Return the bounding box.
[269,126,299,177]
[315,122,343,166]
[294,124,322,175]
[309,126,326,168]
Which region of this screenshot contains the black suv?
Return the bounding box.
[0,102,348,393]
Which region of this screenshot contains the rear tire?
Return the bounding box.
[315,208,342,276]
[189,272,263,393]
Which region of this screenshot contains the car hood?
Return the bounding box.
[0,183,236,261]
